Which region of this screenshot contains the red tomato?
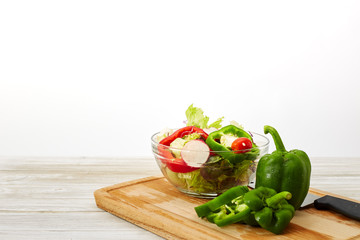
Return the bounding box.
[231,137,252,153]
[166,158,199,173]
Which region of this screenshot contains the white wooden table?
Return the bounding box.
[1,157,359,239]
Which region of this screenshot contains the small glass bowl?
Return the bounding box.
[151,130,269,198]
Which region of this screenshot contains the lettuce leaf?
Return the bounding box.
[177,169,217,193]
[185,104,223,129]
[208,117,224,129]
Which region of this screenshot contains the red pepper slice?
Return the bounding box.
[158,145,199,173]
[158,126,208,173]
[166,158,199,173]
[159,126,208,146]
[157,146,199,173]
[157,145,174,164]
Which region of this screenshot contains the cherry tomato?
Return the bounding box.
[231,137,252,153]
[166,158,199,173]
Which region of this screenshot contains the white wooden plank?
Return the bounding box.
[0,198,99,212]
[0,156,359,239]
[0,212,153,230]
[0,231,162,240]
[0,213,162,239]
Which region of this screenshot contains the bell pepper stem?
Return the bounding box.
[264,125,286,152]
[266,191,292,208]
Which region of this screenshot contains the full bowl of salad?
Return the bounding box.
[151,105,270,198]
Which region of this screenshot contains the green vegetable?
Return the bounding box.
[178,169,217,193]
[200,156,233,181]
[229,120,243,129]
[185,104,223,129]
[194,186,295,235]
[244,187,295,234]
[208,203,251,227]
[194,185,249,217]
[255,125,312,210]
[183,132,201,141]
[164,156,254,194]
[164,167,187,188]
[220,135,238,148]
[206,125,259,163]
[169,138,187,158]
[161,105,261,196]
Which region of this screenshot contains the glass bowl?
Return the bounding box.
[151,130,269,198]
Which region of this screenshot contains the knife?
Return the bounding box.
[301,193,360,221]
[248,180,360,221]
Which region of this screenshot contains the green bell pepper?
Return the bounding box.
[194,186,255,227]
[244,186,295,234]
[194,186,295,234]
[255,125,312,210]
[194,185,249,218]
[205,125,259,163]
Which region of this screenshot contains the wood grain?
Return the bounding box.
[95,176,360,240]
[1,156,359,239]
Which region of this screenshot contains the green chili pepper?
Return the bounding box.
[255,125,312,210]
[205,125,259,163]
[195,186,295,234]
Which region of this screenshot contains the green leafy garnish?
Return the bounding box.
[185,104,223,129]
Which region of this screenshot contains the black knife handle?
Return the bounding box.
[314,195,360,221]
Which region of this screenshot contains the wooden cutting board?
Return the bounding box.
[94,176,360,240]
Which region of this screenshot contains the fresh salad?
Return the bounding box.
[154,104,261,195]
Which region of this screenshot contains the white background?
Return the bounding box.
[1,1,359,158]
